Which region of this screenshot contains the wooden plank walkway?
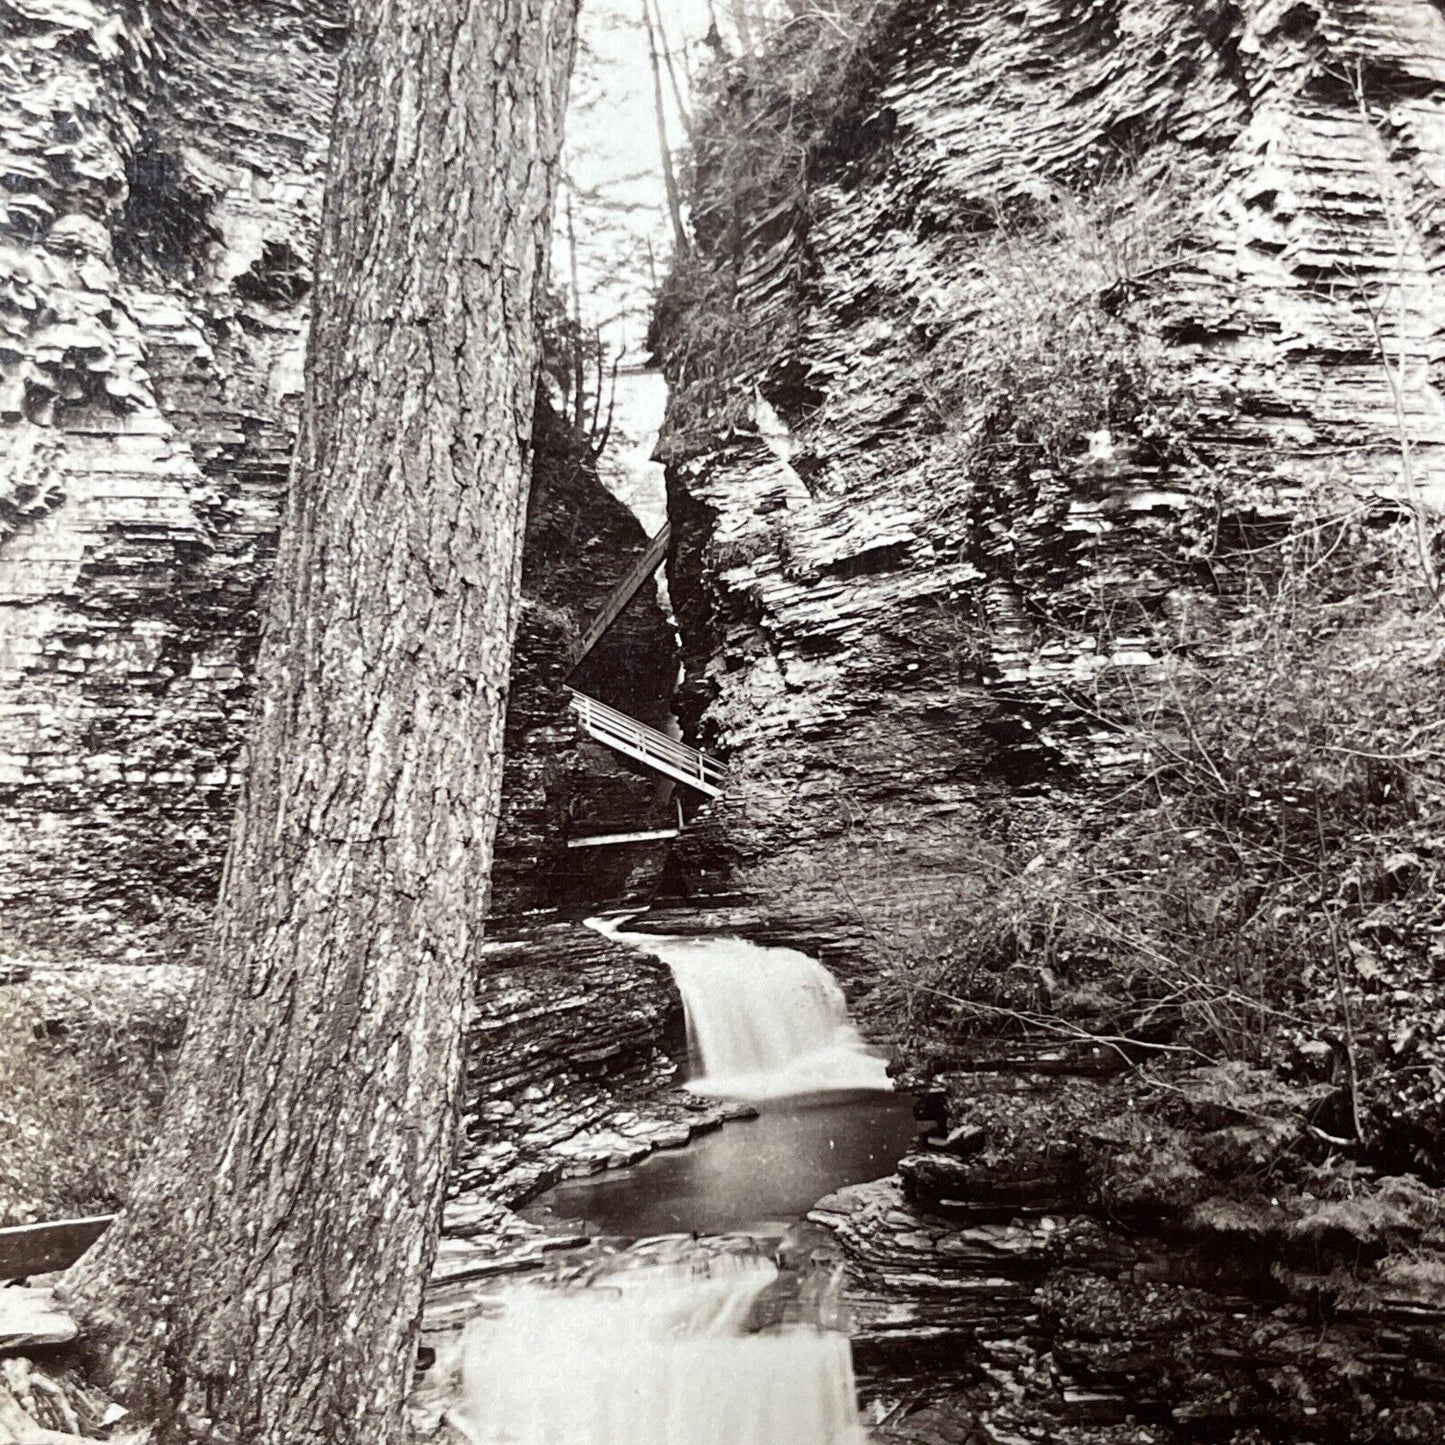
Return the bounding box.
[565,826,681,848]
[564,521,727,805]
[0,1215,112,1280]
[569,522,672,669]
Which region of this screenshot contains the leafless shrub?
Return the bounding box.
[920,149,1207,472]
[866,502,1444,1143]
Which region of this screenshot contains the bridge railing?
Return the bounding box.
[567,687,726,797]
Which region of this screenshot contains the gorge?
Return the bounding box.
[4,0,1445,1441]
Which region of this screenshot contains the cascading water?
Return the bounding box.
[449,1249,869,1445]
[591,920,892,1099]
[452,925,905,1443]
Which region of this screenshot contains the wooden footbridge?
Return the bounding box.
[564,523,725,847]
[567,689,725,798]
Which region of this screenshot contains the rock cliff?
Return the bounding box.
[659,0,1445,969]
[0,0,676,962]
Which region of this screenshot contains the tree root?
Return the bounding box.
[0,1358,148,1444]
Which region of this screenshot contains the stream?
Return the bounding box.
[449,922,915,1443]
[432,919,1445,1445]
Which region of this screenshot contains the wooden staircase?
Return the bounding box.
[563,522,727,828]
[568,522,672,670]
[567,688,725,798]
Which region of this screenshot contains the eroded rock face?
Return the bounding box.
[816,1051,1445,1443]
[819,1169,1445,1444]
[0,0,676,960]
[436,919,748,1268]
[661,0,1445,953]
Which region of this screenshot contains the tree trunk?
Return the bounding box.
[566,187,586,432]
[62,2,579,1441]
[640,0,690,256]
[649,0,695,143]
[729,0,754,52]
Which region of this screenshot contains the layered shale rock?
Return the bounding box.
[0,0,676,962]
[821,1167,1445,1444]
[660,0,1445,956]
[437,918,738,1273]
[816,1056,1445,1445]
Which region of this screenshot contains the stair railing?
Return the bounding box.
[566,687,726,797]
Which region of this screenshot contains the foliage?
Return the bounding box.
[920,150,1203,472]
[0,976,182,1225]
[881,502,1445,1160]
[686,0,890,248]
[538,283,617,454]
[652,0,897,455]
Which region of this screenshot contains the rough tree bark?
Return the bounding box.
[62,1,579,1441]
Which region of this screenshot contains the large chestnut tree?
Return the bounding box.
[65,2,581,1439]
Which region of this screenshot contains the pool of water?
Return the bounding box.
[526,1090,923,1238]
[444,926,918,1443]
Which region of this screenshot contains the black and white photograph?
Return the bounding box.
[3,0,1445,1441]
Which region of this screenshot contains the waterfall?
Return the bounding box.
[450,928,895,1444]
[449,1249,868,1445]
[593,921,891,1100]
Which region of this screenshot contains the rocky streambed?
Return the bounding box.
[423,919,1445,1445]
[826,1065,1445,1443]
[8,913,1445,1444]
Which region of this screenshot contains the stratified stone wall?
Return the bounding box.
[0,0,676,960]
[0,0,326,958]
[663,0,1445,957]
